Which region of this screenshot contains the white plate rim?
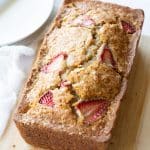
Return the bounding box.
[0,0,54,46]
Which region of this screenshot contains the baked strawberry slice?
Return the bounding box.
[121,20,136,34]
[100,46,115,67]
[74,15,95,27]
[41,53,67,74]
[76,100,109,124]
[39,91,54,107]
[82,16,95,27]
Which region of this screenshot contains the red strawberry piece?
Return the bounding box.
[41,53,67,74]
[74,15,95,27]
[121,20,136,34]
[76,100,109,124]
[39,91,54,107]
[60,80,71,87]
[100,46,115,67]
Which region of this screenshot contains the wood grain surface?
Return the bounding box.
[108,35,150,150]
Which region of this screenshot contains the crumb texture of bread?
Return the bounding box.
[14,0,144,149]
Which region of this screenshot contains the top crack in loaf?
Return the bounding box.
[14,0,144,150]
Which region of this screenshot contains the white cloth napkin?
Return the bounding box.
[0,45,35,138]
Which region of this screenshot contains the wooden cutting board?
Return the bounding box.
[0,35,150,150]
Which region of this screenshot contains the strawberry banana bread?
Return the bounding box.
[14,0,144,149]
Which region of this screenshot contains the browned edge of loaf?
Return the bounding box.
[13,0,144,149]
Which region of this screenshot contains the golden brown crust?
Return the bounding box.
[14,0,144,149]
[67,62,121,100]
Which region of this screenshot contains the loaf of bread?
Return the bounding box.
[14,0,144,149]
